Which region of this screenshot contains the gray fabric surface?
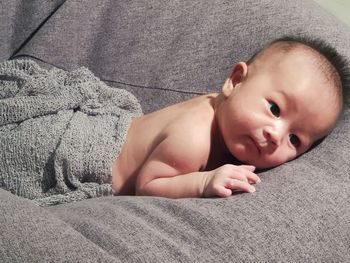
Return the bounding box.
[0,59,142,206]
[0,188,118,263]
[0,0,65,60]
[0,0,350,262]
[12,0,350,113]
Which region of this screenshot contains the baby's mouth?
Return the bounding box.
[250,136,268,154]
[249,136,260,154]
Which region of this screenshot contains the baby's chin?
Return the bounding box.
[231,154,282,170]
[228,144,288,169]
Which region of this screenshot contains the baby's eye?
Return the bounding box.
[269,101,280,117]
[289,134,300,147]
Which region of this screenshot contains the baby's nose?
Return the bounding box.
[263,127,282,146]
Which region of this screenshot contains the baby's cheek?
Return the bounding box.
[267,151,294,167]
[282,151,299,164]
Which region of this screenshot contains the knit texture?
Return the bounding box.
[0,59,142,206]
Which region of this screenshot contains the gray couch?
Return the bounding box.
[1,0,349,262]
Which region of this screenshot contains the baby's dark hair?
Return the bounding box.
[247,36,350,108]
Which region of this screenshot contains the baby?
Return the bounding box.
[112,36,349,198]
[1,36,349,205]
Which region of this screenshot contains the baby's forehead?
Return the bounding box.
[262,43,339,81]
[259,43,320,67]
[250,44,343,115]
[254,43,341,100]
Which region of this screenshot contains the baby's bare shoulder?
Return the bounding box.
[137,94,217,171]
[158,130,211,173]
[160,100,215,169]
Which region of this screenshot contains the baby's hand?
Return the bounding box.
[203,164,260,197]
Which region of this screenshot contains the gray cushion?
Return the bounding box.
[0,0,65,60]
[1,0,350,262]
[12,0,350,112]
[0,189,116,263]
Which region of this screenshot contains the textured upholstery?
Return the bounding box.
[1,1,349,262]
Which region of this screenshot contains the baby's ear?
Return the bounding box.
[222,62,248,97]
[230,62,248,85]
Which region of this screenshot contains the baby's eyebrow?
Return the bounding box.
[278,90,296,112]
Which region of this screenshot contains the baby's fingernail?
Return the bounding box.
[249,187,256,193]
[257,178,261,183]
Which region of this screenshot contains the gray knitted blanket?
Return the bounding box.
[0,60,142,206]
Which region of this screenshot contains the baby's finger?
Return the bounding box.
[237,166,260,184]
[245,171,261,184]
[225,179,256,193]
[226,166,260,184]
[240,165,256,172]
[227,172,249,183]
[216,186,233,198]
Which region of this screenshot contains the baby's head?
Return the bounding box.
[216,36,350,168]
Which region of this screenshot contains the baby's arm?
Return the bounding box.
[135,137,260,198]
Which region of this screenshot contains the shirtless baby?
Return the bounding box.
[112,36,348,198]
